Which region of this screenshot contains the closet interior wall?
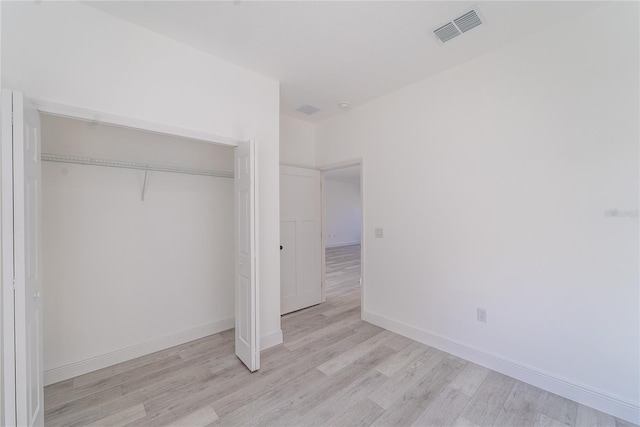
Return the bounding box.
[41,114,235,383]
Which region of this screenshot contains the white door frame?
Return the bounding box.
[319,159,364,313]
[1,98,261,423]
[1,90,18,427]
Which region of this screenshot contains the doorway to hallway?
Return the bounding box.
[322,164,362,309]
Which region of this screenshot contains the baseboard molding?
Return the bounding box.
[44,318,234,386]
[326,241,361,248]
[362,311,639,424]
[261,329,283,350]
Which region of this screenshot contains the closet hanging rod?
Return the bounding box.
[41,153,234,179]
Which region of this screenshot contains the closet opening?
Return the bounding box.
[40,114,237,385]
[2,92,259,425]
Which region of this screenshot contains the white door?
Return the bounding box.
[234,140,259,372]
[280,166,321,314]
[1,90,44,426]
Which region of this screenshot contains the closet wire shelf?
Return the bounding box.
[41,153,234,179]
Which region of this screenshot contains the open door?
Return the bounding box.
[234,140,259,372]
[1,90,44,426]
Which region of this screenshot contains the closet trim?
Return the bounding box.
[32,99,241,147]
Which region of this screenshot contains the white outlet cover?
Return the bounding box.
[375,228,384,238]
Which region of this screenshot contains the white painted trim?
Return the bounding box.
[359,160,366,320]
[326,241,361,249]
[0,14,4,424]
[260,329,283,350]
[31,99,241,147]
[279,164,320,175]
[252,139,261,368]
[318,158,364,172]
[362,310,640,425]
[44,318,234,386]
[320,172,326,303]
[1,89,17,427]
[279,162,318,170]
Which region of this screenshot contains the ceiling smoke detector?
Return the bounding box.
[296,104,320,115]
[433,9,483,43]
[338,102,350,110]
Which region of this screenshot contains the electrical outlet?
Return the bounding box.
[477,307,487,323]
[375,228,384,239]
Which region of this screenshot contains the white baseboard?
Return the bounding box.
[44,318,234,386]
[326,241,361,248]
[261,329,283,350]
[362,311,639,425]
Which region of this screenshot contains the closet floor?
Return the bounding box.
[44,244,634,426]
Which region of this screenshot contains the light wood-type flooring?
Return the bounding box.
[45,244,636,426]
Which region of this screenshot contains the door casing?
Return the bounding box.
[1,89,18,427]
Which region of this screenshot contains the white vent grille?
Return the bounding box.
[296,104,320,115]
[434,22,461,43]
[454,10,482,33]
[433,9,483,43]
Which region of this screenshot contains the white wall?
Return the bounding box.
[324,177,361,247]
[1,1,282,353]
[316,3,639,422]
[40,115,234,382]
[280,115,316,168]
[0,2,4,412]
[0,3,3,420]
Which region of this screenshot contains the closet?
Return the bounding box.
[40,114,236,384]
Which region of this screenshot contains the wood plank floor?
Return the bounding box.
[45,244,635,426]
[325,244,362,298]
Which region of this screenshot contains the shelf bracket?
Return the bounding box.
[141,169,148,201]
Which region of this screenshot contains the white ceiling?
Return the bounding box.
[87,1,602,123]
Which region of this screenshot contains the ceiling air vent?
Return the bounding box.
[454,10,482,33]
[433,9,483,43]
[433,22,461,43]
[296,104,320,115]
